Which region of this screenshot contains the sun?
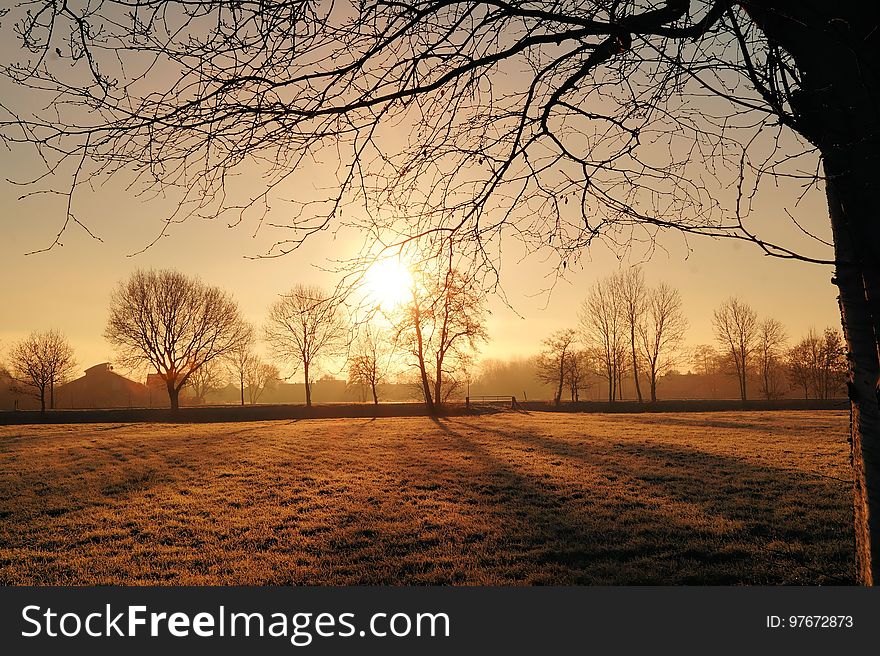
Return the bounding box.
[363,258,414,312]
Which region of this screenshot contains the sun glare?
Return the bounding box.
[364,258,414,311]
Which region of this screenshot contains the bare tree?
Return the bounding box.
[637,283,688,402]
[105,269,250,411]
[535,329,578,406]
[787,327,847,400]
[6,0,880,582]
[348,324,393,405]
[265,285,345,408]
[787,334,817,399]
[187,360,227,405]
[564,349,592,402]
[818,328,847,400]
[224,324,257,407]
[395,265,487,412]
[430,269,487,407]
[756,318,788,400]
[244,361,280,405]
[617,268,649,403]
[692,345,719,376]
[691,344,721,397]
[580,275,625,403]
[9,330,76,412]
[713,298,758,402]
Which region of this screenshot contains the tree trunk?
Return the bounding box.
[371,381,378,405]
[419,361,434,413]
[737,357,747,402]
[240,371,245,406]
[434,354,443,409]
[167,382,180,412]
[826,160,880,586]
[650,372,657,403]
[50,379,55,410]
[303,361,311,407]
[631,327,643,403]
[744,0,880,584]
[39,385,46,413]
[412,301,435,414]
[555,361,564,407]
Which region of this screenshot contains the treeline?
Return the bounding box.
[2,265,847,411]
[521,268,846,404]
[2,263,486,412]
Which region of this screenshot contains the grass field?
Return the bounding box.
[0,411,855,585]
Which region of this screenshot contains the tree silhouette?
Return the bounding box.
[224,323,258,407]
[348,324,393,405]
[244,361,280,405]
[105,269,250,411]
[187,360,227,405]
[395,265,487,411]
[756,318,788,400]
[9,329,76,412]
[638,282,688,402]
[618,269,648,403]
[581,275,626,403]
[4,0,880,582]
[787,328,846,400]
[712,297,758,402]
[564,349,592,403]
[265,285,345,408]
[535,329,579,406]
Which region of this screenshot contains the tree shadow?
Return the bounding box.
[432,417,855,584]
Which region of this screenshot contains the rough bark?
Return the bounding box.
[826,159,880,586]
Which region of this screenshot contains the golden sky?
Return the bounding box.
[0,9,842,379]
[0,161,839,379]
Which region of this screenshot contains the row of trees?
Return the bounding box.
[6,267,846,411]
[536,269,845,404]
[710,299,846,401]
[4,265,488,412]
[537,269,688,405]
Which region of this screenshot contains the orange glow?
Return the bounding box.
[363,258,414,312]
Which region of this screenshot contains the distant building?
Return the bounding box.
[55,363,151,409]
[0,369,40,410]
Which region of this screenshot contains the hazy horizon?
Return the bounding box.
[1,208,839,379]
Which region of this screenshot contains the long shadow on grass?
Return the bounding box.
[413,424,685,583]
[439,418,855,584]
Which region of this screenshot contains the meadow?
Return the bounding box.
[0,411,855,585]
